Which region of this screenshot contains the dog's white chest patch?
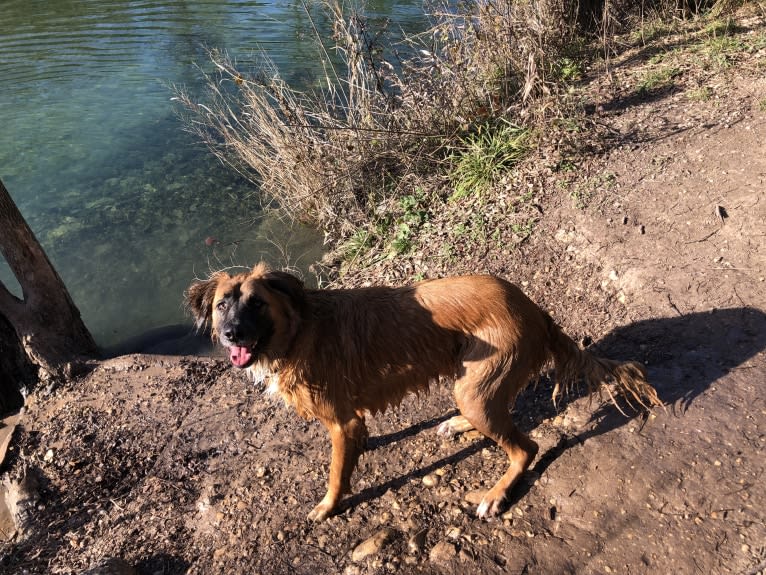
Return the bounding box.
[246,360,281,394]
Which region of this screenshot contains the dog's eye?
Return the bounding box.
[215,300,228,312]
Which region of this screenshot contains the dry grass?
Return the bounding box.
[174,0,750,245]
[174,0,576,239]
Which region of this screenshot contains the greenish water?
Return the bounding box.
[0,0,424,348]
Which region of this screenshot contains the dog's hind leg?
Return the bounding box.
[453,372,538,519]
[308,414,368,522]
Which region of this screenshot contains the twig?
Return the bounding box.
[684,228,720,244]
[666,294,683,317]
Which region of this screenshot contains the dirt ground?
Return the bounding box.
[1,12,765,575]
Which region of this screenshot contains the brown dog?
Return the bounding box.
[186,263,660,521]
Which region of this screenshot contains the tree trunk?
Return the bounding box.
[0,313,28,413]
[0,178,98,386]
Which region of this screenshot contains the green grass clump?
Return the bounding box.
[389,190,430,256]
[688,86,714,101]
[554,57,583,84]
[635,67,681,96]
[449,122,529,201]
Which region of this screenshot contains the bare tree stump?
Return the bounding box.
[0,178,97,388]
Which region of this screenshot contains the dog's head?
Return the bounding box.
[185,263,305,368]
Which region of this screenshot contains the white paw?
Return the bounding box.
[437,415,473,438]
[437,420,457,438]
[307,501,333,522]
[476,496,502,519]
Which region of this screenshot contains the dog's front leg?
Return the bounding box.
[308,415,367,522]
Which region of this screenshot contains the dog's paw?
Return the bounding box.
[307,501,334,522]
[476,496,503,519]
[437,415,474,438]
[436,420,456,438]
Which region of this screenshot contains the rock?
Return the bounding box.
[3,469,40,541]
[212,548,226,561]
[429,540,457,564]
[422,473,439,487]
[81,558,137,575]
[464,489,486,505]
[351,528,396,562]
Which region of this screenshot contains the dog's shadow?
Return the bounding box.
[346,307,766,513]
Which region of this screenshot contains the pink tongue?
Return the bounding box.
[229,345,253,367]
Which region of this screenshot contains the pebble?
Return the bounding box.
[429,541,457,564]
[351,528,396,562]
[464,490,486,505]
[422,473,439,487]
[446,526,462,540]
[44,449,54,463]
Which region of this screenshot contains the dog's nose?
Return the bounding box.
[222,325,241,343]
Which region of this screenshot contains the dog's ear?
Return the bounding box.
[264,270,305,306]
[185,273,226,328]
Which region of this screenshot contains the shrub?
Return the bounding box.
[174,0,575,239]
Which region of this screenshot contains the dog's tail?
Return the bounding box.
[545,314,662,412]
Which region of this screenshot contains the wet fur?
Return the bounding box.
[186,263,661,520]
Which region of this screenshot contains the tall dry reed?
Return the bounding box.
[173,1,576,236]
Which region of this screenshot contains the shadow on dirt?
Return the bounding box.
[343,439,491,514]
[594,306,766,411]
[135,553,190,574]
[517,306,766,505]
[366,414,457,452]
[102,324,217,358]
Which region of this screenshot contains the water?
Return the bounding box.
[0,0,425,348]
